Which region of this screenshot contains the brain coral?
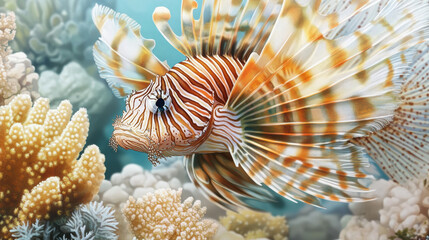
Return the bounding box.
[0,94,106,239]
[122,188,218,240]
[1,0,116,74]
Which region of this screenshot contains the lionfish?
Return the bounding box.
[92,0,429,209]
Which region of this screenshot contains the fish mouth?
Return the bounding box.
[110,117,168,166]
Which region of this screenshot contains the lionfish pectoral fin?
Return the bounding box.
[153,0,283,61]
[224,0,429,206]
[92,4,170,98]
[184,152,280,211]
[352,43,429,183]
[230,137,376,207]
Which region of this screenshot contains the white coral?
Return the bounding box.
[340,216,391,240]
[0,12,39,106]
[1,52,39,105]
[340,176,429,239]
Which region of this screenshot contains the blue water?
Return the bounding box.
[118,0,187,65]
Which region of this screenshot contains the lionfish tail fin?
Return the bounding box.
[152,0,283,61]
[92,4,170,98]
[222,0,429,205]
[184,152,281,211]
[352,43,429,183]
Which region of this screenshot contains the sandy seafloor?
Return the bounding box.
[2,0,398,239]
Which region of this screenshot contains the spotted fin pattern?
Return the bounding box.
[184,152,279,210]
[352,42,429,183]
[224,0,429,206]
[152,0,283,61]
[92,4,169,97]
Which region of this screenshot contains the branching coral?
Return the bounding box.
[0,12,39,106]
[38,61,113,116]
[122,188,218,240]
[219,209,289,240]
[10,201,118,240]
[0,94,106,239]
[0,0,116,74]
[340,176,429,240]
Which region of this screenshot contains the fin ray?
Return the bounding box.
[352,43,429,183]
[153,0,283,60]
[185,152,280,210]
[92,4,169,97]
[222,0,429,206]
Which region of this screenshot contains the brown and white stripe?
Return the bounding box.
[113,55,244,162]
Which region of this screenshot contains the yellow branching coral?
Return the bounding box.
[122,188,218,240]
[0,94,106,239]
[220,209,289,240]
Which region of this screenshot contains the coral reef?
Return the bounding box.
[0,12,39,105]
[0,12,14,59]
[11,201,118,240]
[38,61,113,116]
[0,0,116,74]
[219,209,289,240]
[122,188,218,240]
[0,94,105,239]
[94,160,225,240]
[340,176,429,240]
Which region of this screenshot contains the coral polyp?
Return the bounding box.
[0,94,106,239]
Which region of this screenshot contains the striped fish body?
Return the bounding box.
[114,55,243,162]
[93,0,429,209]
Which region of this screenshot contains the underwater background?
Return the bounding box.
[1,0,429,239]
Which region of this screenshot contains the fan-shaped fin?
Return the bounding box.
[152,0,283,61]
[184,152,280,210]
[220,0,429,206]
[352,43,429,183]
[92,4,169,98]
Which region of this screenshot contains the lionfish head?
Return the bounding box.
[110,78,212,166]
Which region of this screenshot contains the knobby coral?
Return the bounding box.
[219,209,289,240]
[0,12,39,105]
[94,160,226,240]
[340,176,429,240]
[1,0,116,74]
[0,94,106,239]
[0,11,14,58]
[11,201,118,240]
[122,188,218,240]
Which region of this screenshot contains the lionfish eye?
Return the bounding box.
[148,89,171,113]
[156,98,165,111]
